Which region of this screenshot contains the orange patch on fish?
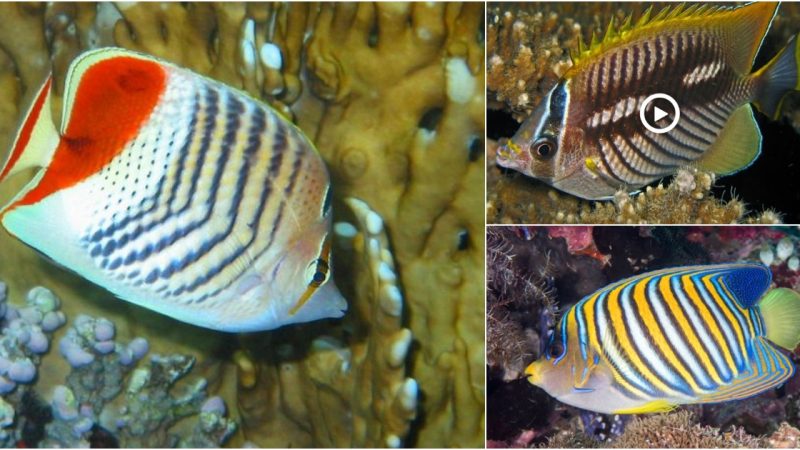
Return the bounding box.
[14,57,165,208]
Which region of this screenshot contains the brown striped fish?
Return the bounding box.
[0,47,346,332]
[496,2,800,200]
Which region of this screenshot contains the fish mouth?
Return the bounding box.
[496,140,530,172]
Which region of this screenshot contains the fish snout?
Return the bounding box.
[496,139,531,172]
[524,361,541,385]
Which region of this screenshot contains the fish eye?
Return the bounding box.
[533,138,556,160]
[308,258,329,287]
[548,339,565,359]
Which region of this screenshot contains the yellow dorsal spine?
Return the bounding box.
[566,3,748,76]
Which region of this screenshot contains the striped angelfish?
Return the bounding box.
[0,47,346,332]
[497,2,800,200]
[525,263,800,414]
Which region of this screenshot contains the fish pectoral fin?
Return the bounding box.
[693,104,761,176]
[697,338,794,405]
[614,399,677,415]
[573,349,602,389]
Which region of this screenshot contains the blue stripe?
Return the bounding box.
[690,271,744,369]
[670,273,732,382]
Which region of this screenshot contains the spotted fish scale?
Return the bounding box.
[0,48,346,331]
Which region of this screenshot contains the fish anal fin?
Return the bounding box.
[694,104,760,176]
[614,399,677,415]
[0,73,58,185]
[697,338,793,404]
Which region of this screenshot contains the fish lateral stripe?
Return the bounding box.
[12,56,166,209]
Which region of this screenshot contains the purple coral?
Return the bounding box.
[59,337,95,368]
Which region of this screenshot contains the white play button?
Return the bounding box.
[654,106,668,122]
[640,93,680,134]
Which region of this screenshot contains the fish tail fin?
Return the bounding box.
[0,74,59,184]
[753,34,800,120]
[760,287,800,350]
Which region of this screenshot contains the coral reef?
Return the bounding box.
[0,2,484,447]
[0,284,233,448]
[487,226,800,448]
[487,140,783,224]
[487,2,800,224]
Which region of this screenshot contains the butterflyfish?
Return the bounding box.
[0,47,347,332]
[497,2,800,200]
[526,263,800,414]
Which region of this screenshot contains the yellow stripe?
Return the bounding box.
[659,276,724,385]
[634,276,701,392]
[682,274,736,377]
[702,275,747,365]
[718,280,757,342]
[582,289,649,398]
[583,292,601,351]
[608,280,676,395]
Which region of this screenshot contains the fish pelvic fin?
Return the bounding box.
[694,104,761,176]
[760,287,800,351]
[753,34,800,120]
[614,399,677,415]
[0,73,58,185]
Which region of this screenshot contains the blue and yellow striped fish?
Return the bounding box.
[0,48,346,332]
[526,263,800,414]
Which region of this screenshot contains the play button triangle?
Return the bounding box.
[654,106,668,122]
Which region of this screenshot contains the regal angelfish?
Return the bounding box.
[0,48,347,332]
[497,2,800,200]
[527,263,800,414]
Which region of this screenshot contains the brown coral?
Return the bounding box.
[547,411,766,448]
[0,2,484,447]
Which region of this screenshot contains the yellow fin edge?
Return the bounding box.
[569,4,741,71]
[614,400,677,415]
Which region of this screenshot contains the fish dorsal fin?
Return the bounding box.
[696,337,794,404]
[718,263,772,309]
[569,3,732,71]
[2,48,167,212]
[568,3,775,75]
[0,74,59,184]
[694,104,761,175]
[719,2,779,75]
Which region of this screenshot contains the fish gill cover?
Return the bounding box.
[487,2,800,224]
[0,2,484,448]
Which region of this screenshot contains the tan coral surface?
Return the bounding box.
[0,2,484,447]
